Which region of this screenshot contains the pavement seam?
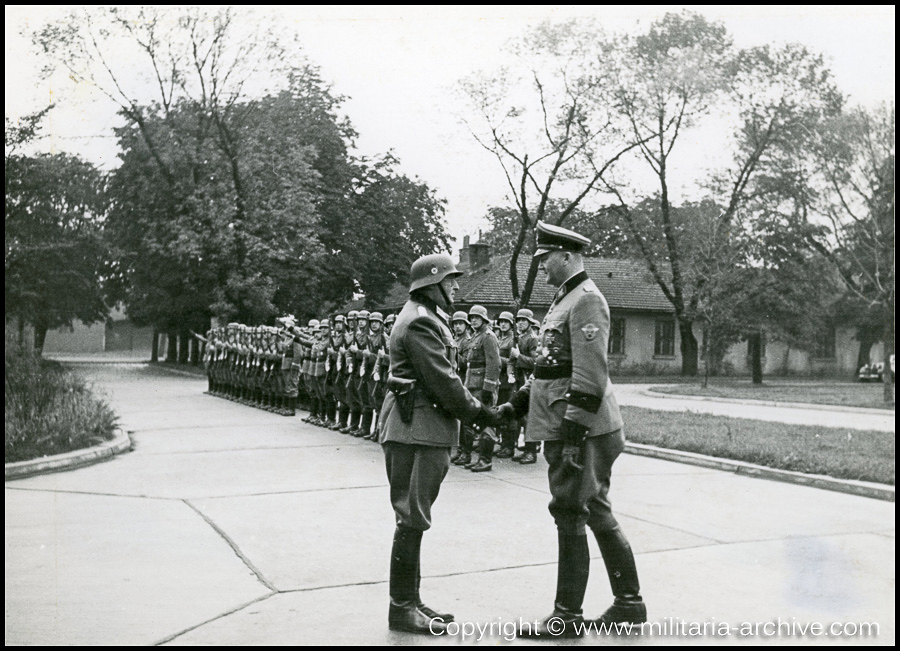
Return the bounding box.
[151,592,277,646]
[3,486,182,500]
[183,499,279,592]
[641,387,895,415]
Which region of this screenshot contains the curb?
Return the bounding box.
[625,442,894,502]
[5,429,133,481]
[642,388,895,415]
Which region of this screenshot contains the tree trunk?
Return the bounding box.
[678,319,699,376]
[855,329,876,378]
[190,337,201,366]
[178,330,190,364]
[166,331,178,362]
[151,329,160,363]
[17,315,26,346]
[884,306,895,405]
[33,322,48,356]
[748,331,764,385]
[701,325,710,388]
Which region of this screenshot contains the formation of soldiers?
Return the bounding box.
[195,305,543,469]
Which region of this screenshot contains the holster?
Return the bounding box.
[387,375,417,424]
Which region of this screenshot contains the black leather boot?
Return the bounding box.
[520,532,590,638]
[470,436,493,472]
[341,410,360,434]
[388,527,447,635]
[354,409,373,437]
[592,527,646,625]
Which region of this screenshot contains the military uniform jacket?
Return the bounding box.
[497,331,516,388]
[454,333,470,378]
[465,326,500,394]
[524,271,623,442]
[380,299,483,447]
[513,331,539,387]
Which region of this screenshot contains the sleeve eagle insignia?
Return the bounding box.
[581,324,599,341]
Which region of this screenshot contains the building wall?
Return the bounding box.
[608,311,685,374]
[720,327,862,377]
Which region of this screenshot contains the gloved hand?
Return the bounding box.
[495,402,516,422]
[560,419,589,473]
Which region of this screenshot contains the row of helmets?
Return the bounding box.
[451,307,539,327]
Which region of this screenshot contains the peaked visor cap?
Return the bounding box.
[534,220,591,257]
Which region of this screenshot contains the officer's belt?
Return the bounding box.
[533,363,573,380]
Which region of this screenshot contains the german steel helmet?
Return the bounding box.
[318,319,330,329]
[333,314,346,324]
[357,309,370,321]
[451,310,470,325]
[409,253,463,292]
[498,311,515,325]
[347,310,359,320]
[384,314,397,325]
[369,311,384,323]
[469,305,489,321]
[308,319,320,328]
[516,308,534,322]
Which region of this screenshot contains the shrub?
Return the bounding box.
[5,339,118,463]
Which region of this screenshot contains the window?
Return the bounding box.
[609,317,626,355]
[814,327,835,359]
[654,319,676,357]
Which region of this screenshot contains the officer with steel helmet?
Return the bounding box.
[510,308,540,463]
[460,304,501,472]
[378,252,499,634]
[495,221,645,637]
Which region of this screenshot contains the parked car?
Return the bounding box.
[857,354,895,382]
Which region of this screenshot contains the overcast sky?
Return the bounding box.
[5,5,895,250]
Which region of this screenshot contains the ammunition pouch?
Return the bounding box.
[387,375,417,424]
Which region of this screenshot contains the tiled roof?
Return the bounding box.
[377,256,673,313]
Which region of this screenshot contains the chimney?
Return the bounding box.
[458,235,492,272]
[458,235,472,272]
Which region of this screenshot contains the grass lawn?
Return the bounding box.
[646,380,895,410]
[623,406,895,485]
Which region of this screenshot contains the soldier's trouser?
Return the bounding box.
[544,429,625,535]
[335,373,351,426]
[459,425,475,454]
[346,372,362,413]
[304,374,319,416]
[383,442,450,532]
[496,384,516,450]
[319,376,336,421]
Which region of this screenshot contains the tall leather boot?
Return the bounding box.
[341,410,360,434]
[323,400,337,428]
[470,435,493,472]
[520,532,589,638]
[333,403,350,431]
[416,547,454,623]
[388,527,447,634]
[286,396,296,417]
[354,409,373,437]
[592,527,646,625]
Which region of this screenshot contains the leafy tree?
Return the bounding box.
[808,103,894,402]
[6,115,109,353]
[458,19,646,308]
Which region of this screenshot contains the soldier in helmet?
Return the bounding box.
[301,319,321,423]
[313,319,333,426]
[378,252,499,634]
[363,311,388,442]
[370,312,396,442]
[510,308,540,463]
[343,310,369,435]
[325,314,347,429]
[461,304,501,472]
[449,311,473,465]
[336,310,359,432]
[494,310,519,460]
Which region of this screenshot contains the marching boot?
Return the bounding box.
[286,396,296,417]
[592,527,646,625]
[333,403,350,430]
[495,423,516,458]
[354,409,373,438]
[323,400,337,428]
[452,451,471,466]
[470,436,493,472]
[365,411,381,441]
[341,410,360,434]
[415,545,454,623]
[388,526,447,634]
[520,532,590,639]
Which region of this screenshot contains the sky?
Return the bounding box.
[5,5,895,251]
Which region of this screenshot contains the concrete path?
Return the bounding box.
[5,364,895,645]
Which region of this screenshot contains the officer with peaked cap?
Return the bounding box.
[378,253,499,634]
[496,221,646,637]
